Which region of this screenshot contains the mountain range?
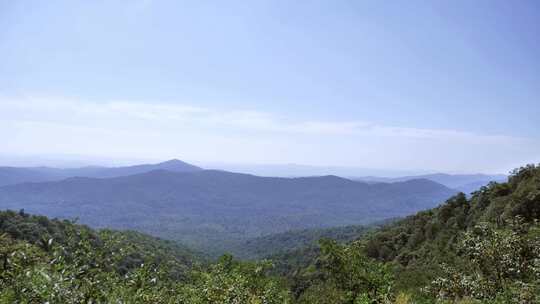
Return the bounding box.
[0,160,458,254]
[1,159,505,192]
[0,159,201,187]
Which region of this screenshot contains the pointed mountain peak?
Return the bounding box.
[161,159,186,165]
[156,159,202,171]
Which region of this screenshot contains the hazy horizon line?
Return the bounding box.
[0,153,514,176]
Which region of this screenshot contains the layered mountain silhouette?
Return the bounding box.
[353,173,506,194]
[0,159,202,186]
[0,165,456,254]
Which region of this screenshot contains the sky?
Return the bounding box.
[0,0,539,174]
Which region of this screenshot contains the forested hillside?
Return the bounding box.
[1,164,539,303]
[363,164,540,290]
[0,210,290,303]
[236,218,400,260]
[0,169,455,255]
[0,210,200,278]
[277,164,540,303]
[236,224,375,260]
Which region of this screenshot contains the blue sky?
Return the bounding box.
[0,0,539,173]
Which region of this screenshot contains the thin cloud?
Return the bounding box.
[0,97,530,141]
[0,96,538,172]
[0,98,527,142]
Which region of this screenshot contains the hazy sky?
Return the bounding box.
[1,0,539,173]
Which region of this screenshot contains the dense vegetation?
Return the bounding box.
[0,210,200,279]
[1,164,539,303]
[364,164,540,292]
[235,224,381,259]
[276,164,540,303]
[0,210,289,303]
[241,219,398,274]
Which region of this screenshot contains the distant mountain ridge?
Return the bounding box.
[1,159,504,194]
[353,173,506,194]
[0,159,202,186]
[0,169,456,255]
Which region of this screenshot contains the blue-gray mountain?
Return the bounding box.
[353,173,506,194]
[0,164,456,255]
[0,159,201,187]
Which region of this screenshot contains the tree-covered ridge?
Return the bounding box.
[0,210,201,279]
[362,164,540,291]
[236,224,380,260]
[249,220,399,278]
[0,210,291,303]
[262,165,539,303]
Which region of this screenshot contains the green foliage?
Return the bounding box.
[285,239,394,304]
[237,224,375,260]
[0,210,199,277]
[317,239,393,303]
[360,164,540,291]
[428,218,540,303]
[180,255,291,303]
[0,210,290,303]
